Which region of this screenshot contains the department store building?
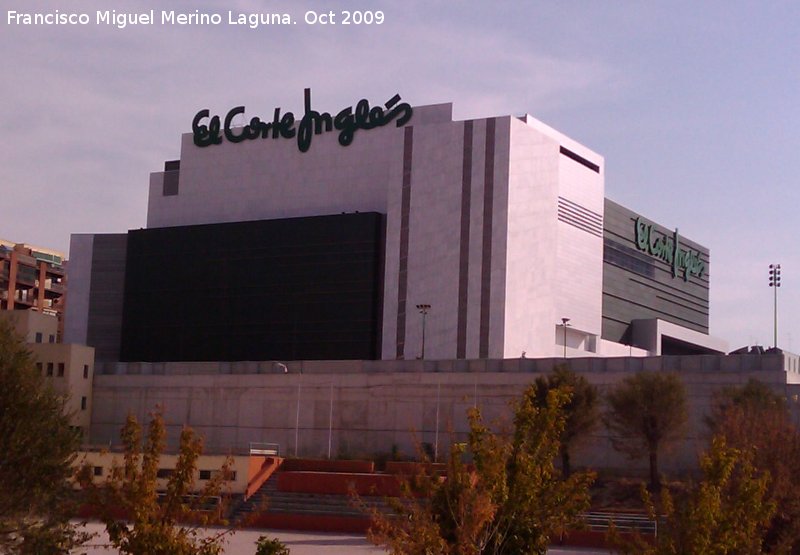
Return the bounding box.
[65,90,727,363]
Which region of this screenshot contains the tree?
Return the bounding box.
[367,385,595,554]
[710,380,800,552]
[718,378,785,410]
[0,318,89,554]
[367,441,495,555]
[79,409,234,555]
[706,378,785,433]
[533,366,599,476]
[604,372,687,490]
[612,436,775,555]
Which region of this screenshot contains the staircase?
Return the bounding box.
[231,470,392,526]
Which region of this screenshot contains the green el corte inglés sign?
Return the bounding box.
[634,218,705,281]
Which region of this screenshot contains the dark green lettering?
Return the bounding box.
[191,88,412,153]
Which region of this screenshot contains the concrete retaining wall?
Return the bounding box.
[89,354,800,476]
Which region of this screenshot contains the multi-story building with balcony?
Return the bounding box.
[1,239,67,338]
[1,240,93,438]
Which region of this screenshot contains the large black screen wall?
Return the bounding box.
[120,213,384,362]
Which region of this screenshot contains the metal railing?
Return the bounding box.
[582,511,657,536]
[249,442,280,456]
[80,441,281,457]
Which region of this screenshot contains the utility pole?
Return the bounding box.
[769,264,781,349]
[416,304,431,359]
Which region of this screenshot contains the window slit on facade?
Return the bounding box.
[559,146,600,173]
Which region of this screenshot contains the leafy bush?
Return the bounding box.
[255,535,290,555]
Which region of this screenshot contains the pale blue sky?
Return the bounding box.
[1,0,798,351]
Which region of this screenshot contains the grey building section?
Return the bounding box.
[602,199,710,348]
[86,234,128,362]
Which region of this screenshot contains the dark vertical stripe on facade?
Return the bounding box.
[374,215,387,360]
[396,127,414,359]
[478,119,496,358]
[88,234,128,362]
[456,121,474,358]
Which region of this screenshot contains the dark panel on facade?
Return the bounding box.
[87,234,129,362]
[602,199,710,343]
[162,171,179,196]
[120,213,384,362]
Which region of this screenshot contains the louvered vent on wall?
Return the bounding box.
[557,197,603,237]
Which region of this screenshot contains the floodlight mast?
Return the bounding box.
[769,264,781,349]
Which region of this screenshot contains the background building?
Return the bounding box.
[0,309,94,437]
[1,240,93,435]
[1,239,67,338]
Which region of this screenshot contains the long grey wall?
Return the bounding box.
[89,354,800,476]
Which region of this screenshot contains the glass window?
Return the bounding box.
[83,365,89,379]
[46,363,53,377]
[81,397,87,410]
[57,363,65,377]
[199,470,235,481]
[35,332,42,343]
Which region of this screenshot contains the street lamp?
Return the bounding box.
[769,264,781,349]
[559,317,571,358]
[416,304,431,359]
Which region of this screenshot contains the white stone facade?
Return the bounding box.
[145,100,612,360]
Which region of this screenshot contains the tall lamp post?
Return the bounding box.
[769,264,781,349]
[559,317,571,358]
[416,304,431,359]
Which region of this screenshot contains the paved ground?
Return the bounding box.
[74,521,610,554]
[74,522,382,554]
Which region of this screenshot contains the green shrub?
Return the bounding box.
[255,535,290,555]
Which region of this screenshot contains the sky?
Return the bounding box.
[1,0,798,352]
